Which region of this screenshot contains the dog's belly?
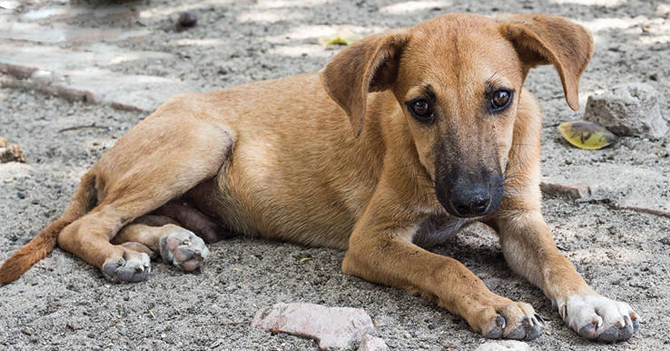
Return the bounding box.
[205,186,357,249]
[412,215,474,248]
[186,160,366,250]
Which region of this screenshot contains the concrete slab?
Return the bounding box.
[0,41,172,72]
[1,68,198,112]
[0,39,196,112]
[61,68,198,112]
[0,22,150,44]
[19,3,137,21]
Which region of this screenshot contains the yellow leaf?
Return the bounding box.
[326,38,349,46]
[558,120,618,150]
[299,257,312,264]
[318,28,363,47]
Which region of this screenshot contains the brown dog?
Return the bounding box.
[0,13,639,342]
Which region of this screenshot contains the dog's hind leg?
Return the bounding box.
[57,109,234,283]
[112,216,210,272]
[152,200,226,244]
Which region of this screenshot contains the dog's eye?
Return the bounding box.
[408,99,434,121]
[490,89,513,112]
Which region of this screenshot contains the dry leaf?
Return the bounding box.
[558,120,618,150]
[318,28,363,47]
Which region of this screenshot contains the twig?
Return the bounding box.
[615,205,670,219]
[58,123,109,133]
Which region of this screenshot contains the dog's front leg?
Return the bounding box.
[491,209,640,341]
[343,188,543,340]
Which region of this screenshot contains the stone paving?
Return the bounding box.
[0,0,199,112]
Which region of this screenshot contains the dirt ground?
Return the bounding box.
[1,0,670,350]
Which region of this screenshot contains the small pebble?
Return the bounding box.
[178,11,198,27]
[17,191,25,199]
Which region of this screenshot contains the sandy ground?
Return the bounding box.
[1,0,670,350]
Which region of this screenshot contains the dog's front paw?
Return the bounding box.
[475,300,544,341]
[559,295,640,342]
[159,225,210,272]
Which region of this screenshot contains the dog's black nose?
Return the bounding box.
[450,186,491,217]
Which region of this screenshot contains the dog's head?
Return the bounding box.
[321,13,593,218]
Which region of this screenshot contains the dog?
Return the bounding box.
[0,13,639,342]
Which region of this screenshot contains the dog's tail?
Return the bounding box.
[0,172,97,284]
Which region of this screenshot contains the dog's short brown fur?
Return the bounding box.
[0,13,639,342]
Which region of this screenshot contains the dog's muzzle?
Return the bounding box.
[435,173,504,218]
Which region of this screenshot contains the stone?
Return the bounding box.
[0,142,26,163]
[178,11,198,27]
[583,83,668,139]
[358,334,388,351]
[540,181,592,200]
[252,302,375,350]
[474,340,531,351]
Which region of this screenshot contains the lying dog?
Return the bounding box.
[0,13,639,342]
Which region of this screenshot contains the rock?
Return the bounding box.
[252,302,375,350]
[583,83,668,139]
[540,181,592,200]
[358,334,388,351]
[474,340,531,351]
[178,11,198,27]
[0,141,26,163]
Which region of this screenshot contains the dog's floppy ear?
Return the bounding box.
[320,29,409,137]
[498,14,593,110]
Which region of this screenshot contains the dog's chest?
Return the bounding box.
[412,215,473,248]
